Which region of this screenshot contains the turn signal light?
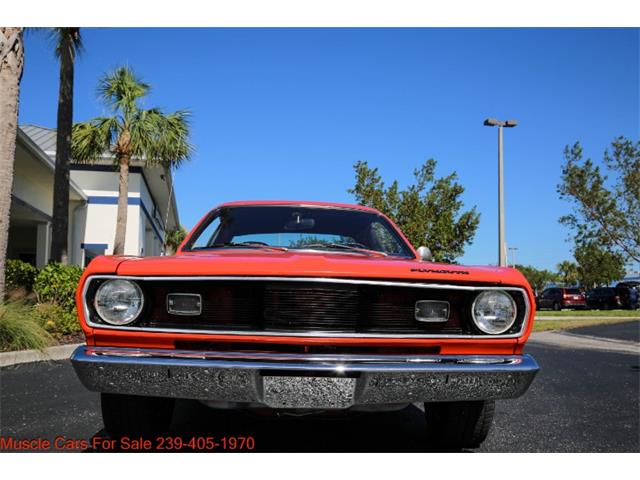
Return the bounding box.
[414,300,449,323]
[167,293,202,316]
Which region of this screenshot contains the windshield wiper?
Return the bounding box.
[199,242,289,252]
[294,243,387,257]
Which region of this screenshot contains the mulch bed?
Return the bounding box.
[54,333,85,345]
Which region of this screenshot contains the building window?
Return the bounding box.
[81,243,108,267]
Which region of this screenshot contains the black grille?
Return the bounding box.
[263,284,360,330]
[86,279,527,336]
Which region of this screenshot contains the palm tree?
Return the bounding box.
[164,226,188,254]
[557,260,579,286]
[51,28,82,264]
[72,67,192,255]
[0,28,25,298]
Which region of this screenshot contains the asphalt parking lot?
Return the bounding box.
[1,321,638,453]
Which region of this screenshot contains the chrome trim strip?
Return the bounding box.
[73,346,538,373]
[78,346,533,367]
[82,275,531,339]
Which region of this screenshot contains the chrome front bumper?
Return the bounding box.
[71,346,539,409]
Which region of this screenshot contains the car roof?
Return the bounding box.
[216,200,382,214]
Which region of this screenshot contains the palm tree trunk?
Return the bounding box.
[51,31,75,264]
[113,155,130,255]
[0,28,24,298]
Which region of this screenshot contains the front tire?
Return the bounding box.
[424,400,495,449]
[101,393,175,440]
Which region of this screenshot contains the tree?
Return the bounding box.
[556,260,579,286]
[348,159,480,263]
[72,67,193,255]
[574,241,626,288]
[164,226,188,254]
[558,138,639,263]
[287,235,352,249]
[50,28,82,264]
[0,28,25,299]
[514,264,558,295]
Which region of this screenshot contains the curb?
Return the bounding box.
[0,343,83,368]
[530,331,639,355]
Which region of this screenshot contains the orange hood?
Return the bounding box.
[91,250,530,288]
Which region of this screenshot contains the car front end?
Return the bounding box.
[71,201,540,448]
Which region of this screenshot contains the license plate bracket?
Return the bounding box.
[262,375,356,409]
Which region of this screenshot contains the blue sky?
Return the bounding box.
[17,28,639,270]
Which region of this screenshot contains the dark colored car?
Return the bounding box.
[586,286,639,310]
[536,287,586,311]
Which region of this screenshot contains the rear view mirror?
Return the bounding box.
[417,246,433,262]
[284,212,315,231]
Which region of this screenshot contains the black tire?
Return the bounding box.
[552,301,561,311]
[101,393,175,440]
[424,400,495,449]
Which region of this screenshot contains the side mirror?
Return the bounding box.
[417,246,433,262]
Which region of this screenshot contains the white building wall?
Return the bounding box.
[13,144,55,216]
[81,203,142,256]
[35,222,51,268]
[138,173,165,255]
[70,169,142,197]
[70,169,146,257]
[70,203,87,265]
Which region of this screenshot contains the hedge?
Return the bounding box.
[33,263,83,312]
[5,259,38,291]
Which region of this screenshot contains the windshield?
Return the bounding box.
[183,205,415,258]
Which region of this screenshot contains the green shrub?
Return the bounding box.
[0,301,52,352]
[34,263,83,311]
[5,259,38,291]
[34,303,81,338]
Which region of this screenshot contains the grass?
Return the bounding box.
[536,309,640,318]
[533,317,639,332]
[0,301,52,352]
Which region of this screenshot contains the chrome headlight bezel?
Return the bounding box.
[93,279,144,326]
[471,290,518,335]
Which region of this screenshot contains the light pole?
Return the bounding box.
[484,118,518,267]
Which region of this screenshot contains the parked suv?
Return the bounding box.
[586,286,639,310]
[536,287,586,311]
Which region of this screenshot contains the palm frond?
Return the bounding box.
[49,28,82,60]
[71,117,119,164]
[129,108,193,168]
[97,66,149,118]
[164,226,188,253]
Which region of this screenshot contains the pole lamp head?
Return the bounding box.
[483,118,503,127]
[504,119,519,128]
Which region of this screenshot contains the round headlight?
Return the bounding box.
[94,279,144,326]
[471,290,517,334]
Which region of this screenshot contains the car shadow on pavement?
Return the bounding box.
[87,400,470,453]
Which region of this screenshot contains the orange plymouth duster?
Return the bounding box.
[71,200,539,449]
